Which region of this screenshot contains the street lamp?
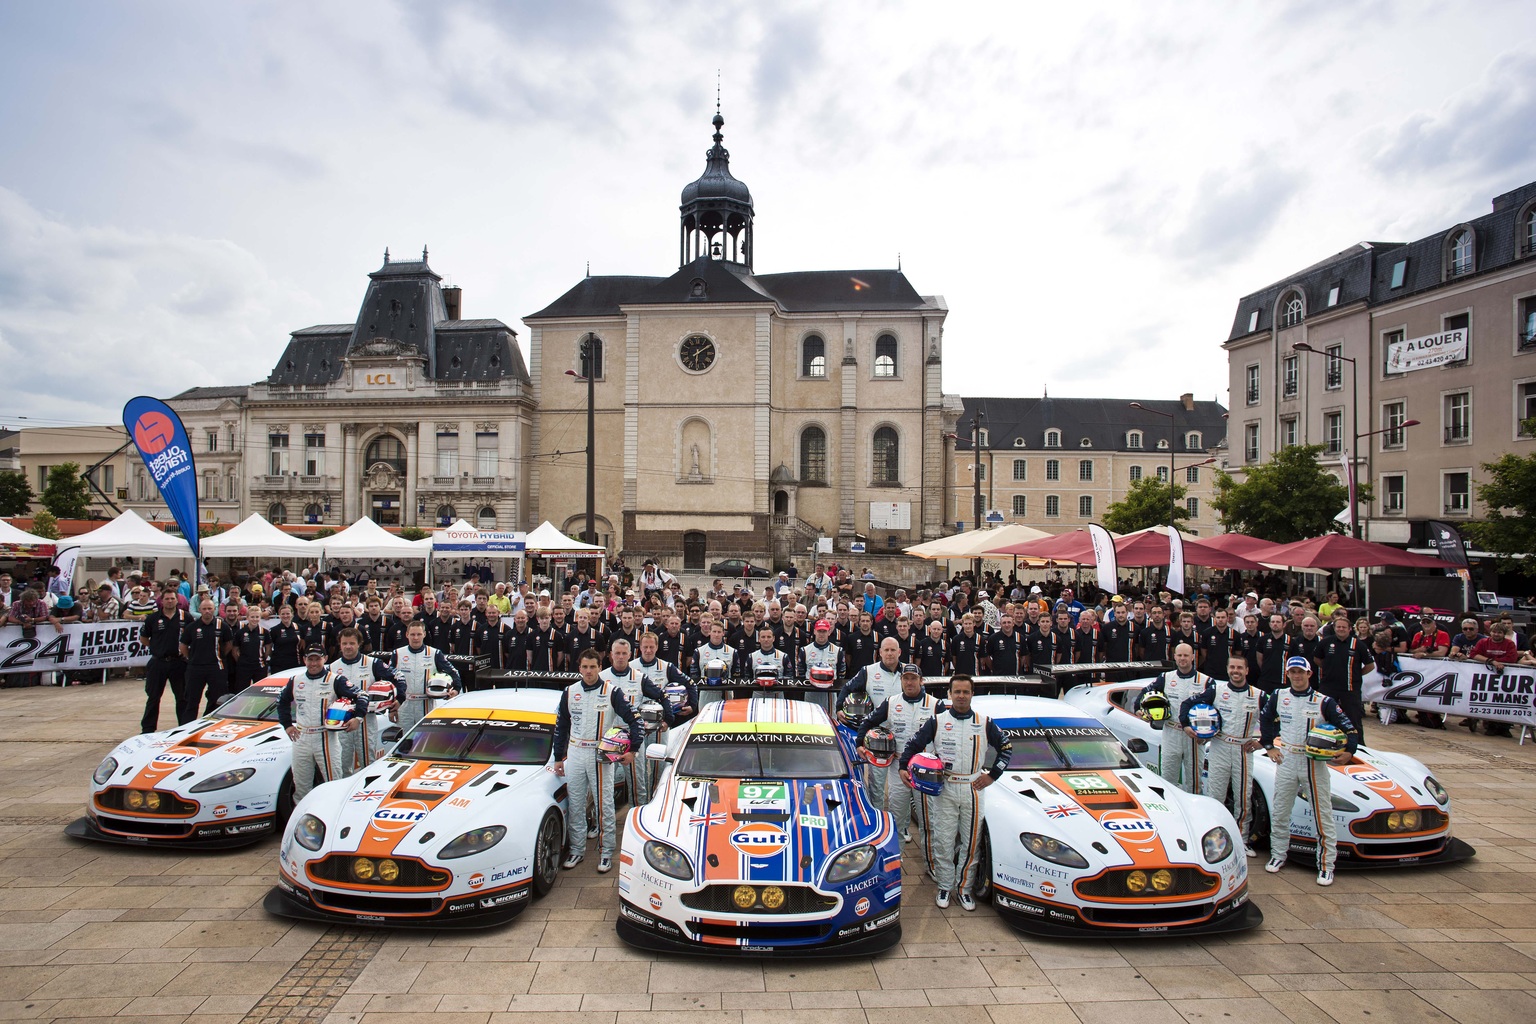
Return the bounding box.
[1128,402,1177,532]
[564,332,599,545]
[1293,342,1360,539]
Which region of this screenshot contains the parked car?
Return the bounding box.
[709,559,773,579]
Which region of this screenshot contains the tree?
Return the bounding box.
[40,462,92,519]
[1102,477,1189,534]
[1212,444,1369,543]
[0,471,32,516]
[399,526,429,541]
[1467,452,1536,568]
[29,510,60,540]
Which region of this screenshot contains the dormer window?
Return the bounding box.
[1127,430,1143,449]
[1012,437,1027,448]
[1079,437,1092,448]
[1447,228,1474,278]
[1280,290,1304,328]
[1157,439,1169,450]
[1044,429,1061,448]
[1185,431,1203,450]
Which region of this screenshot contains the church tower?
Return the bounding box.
[678,110,754,269]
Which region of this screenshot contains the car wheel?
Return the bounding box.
[275,771,295,832]
[533,810,562,897]
[973,827,993,901]
[1249,789,1271,851]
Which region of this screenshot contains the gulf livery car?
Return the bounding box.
[66,677,299,849]
[617,697,902,956]
[1064,680,1474,868]
[263,688,568,928]
[971,694,1261,937]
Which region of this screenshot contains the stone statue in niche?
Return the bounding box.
[690,443,702,478]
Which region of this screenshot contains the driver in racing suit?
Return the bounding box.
[278,644,367,801]
[838,637,905,805]
[899,673,1010,911]
[856,663,937,846]
[692,621,735,707]
[332,626,402,772]
[552,647,643,873]
[1180,652,1263,856]
[1260,655,1358,886]
[633,631,699,727]
[391,619,460,734]
[1136,642,1208,794]
[601,637,676,809]
[800,618,845,715]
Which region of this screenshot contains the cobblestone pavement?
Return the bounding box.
[4,680,1535,1024]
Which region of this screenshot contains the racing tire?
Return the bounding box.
[972,827,993,902]
[1249,788,1272,852]
[275,771,295,834]
[532,810,562,898]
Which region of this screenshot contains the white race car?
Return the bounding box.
[263,688,568,928]
[971,693,1261,937]
[1064,680,1475,868]
[67,676,299,849]
[617,697,903,956]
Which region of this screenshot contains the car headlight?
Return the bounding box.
[92,757,118,786]
[1331,795,1360,813]
[1020,832,1090,869]
[643,840,694,880]
[439,825,506,860]
[293,813,326,852]
[1425,776,1449,806]
[189,768,256,793]
[1201,826,1233,864]
[825,845,876,884]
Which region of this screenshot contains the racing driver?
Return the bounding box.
[332,626,402,772]
[1180,652,1263,856]
[1136,642,1209,794]
[390,618,461,733]
[856,663,938,846]
[278,644,368,801]
[552,648,644,874]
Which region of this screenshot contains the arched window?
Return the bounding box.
[802,334,826,378]
[1044,429,1061,448]
[436,503,456,526]
[268,502,287,525]
[477,506,496,530]
[1127,430,1143,449]
[365,434,406,474]
[1280,290,1304,328]
[1186,431,1203,450]
[800,426,827,482]
[1525,207,1536,257]
[874,334,897,377]
[580,335,604,379]
[872,426,899,484]
[303,502,323,524]
[1447,229,1474,277]
[1012,495,1027,516]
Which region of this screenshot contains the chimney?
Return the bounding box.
[443,286,462,321]
[1180,392,1195,411]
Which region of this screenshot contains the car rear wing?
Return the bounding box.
[1033,660,1169,686]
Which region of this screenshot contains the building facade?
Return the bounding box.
[15,426,140,520]
[525,112,956,568]
[1224,181,1536,548]
[950,395,1228,536]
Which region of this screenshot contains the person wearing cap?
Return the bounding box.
[857,663,938,845]
[1136,643,1209,794]
[800,617,846,712]
[1406,613,1451,728]
[1260,655,1357,885]
[278,644,368,801]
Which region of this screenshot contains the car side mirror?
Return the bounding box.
[1127,738,1149,754]
[381,726,402,745]
[645,742,669,761]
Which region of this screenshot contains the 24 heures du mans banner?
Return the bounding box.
[1364,655,1535,726]
[0,621,152,675]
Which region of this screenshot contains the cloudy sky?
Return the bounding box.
[1,0,1532,430]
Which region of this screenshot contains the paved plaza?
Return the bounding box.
[3,681,1535,1024]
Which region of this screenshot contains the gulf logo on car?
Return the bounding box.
[855,896,870,917]
[371,800,430,833]
[729,822,788,856]
[468,873,485,889]
[152,749,198,769]
[1040,881,1057,898]
[212,805,228,819]
[649,893,663,910]
[1346,768,1399,793]
[1099,810,1158,844]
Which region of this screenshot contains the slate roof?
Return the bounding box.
[954,397,1228,454]
[170,385,251,401]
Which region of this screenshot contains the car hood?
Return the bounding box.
[106,717,288,791]
[637,775,890,886]
[1329,749,1445,813]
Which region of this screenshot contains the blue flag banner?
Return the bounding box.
[122,396,201,565]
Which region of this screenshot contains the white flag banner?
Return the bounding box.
[1089,524,1118,595]
[0,621,152,675]
[1385,328,1468,373]
[1343,447,1356,535]
[52,546,80,595]
[1167,528,1186,596]
[1364,657,1536,727]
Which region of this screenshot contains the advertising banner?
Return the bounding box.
[1363,656,1534,727]
[1167,528,1186,596]
[122,396,201,566]
[0,621,152,675]
[1385,328,1468,373]
[1426,520,1470,566]
[1089,524,1117,596]
[52,546,80,595]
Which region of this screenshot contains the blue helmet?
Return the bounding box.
[1187,702,1222,740]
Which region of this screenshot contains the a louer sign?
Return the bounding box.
[1385,328,1467,373]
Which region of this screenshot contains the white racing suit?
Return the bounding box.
[1261,686,1358,872]
[840,662,903,804]
[693,642,735,706]
[393,644,459,734]
[601,666,670,808]
[331,654,401,772]
[800,640,844,715]
[1139,668,1210,794]
[903,707,1010,895]
[1183,680,1261,843]
[278,668,365,802]
[554,678,641,860]
[859,692,938,846]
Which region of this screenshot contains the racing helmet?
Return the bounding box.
[367,679,396,713]
[598,725,631,763]
[907,752,945,796]
[1139,690,1170,730]
[425,674,454,700]
[323,698,355,731]
[754,662,781,687]
[664,682,689,711]
[638,700,666,729]
[863,727,898,768]
[1187,702,1222,740]
[704,659,727,686]
[1304,723,1348,760]
[842,693,874,728]
[807,664,837,690]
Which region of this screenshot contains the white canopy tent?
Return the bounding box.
[524,521,606,556]
[318,517,432,561]
[55,509,196,560]
[0,518,57,556]
[201,514,319,558]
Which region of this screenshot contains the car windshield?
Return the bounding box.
[676,732,847,779]
[396,717,554,765]
[214,686,283,722]
[1001,720,1137,771]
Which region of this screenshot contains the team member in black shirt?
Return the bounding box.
[268,604,304,673]
[844,612,880,674]
[1099,606,1136,662]
[357,596,389,655]
[446,602,477,656]
[1198,609,1236,681]
[1071,613,1099,663]
[1316,615,1375,744]
[1137,606,1174,663]
[528,608,561,671]
[477,604,511,671]
[950,613,983,675]
[914,619,948,676]
[1255,614,1293,692]
[301,603,337,662]
[139,592,188,731]
[984,614,1023,675]
[180,598,229,719]
[233,605,269,688]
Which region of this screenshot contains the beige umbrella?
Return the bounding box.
[905,523,1055,561]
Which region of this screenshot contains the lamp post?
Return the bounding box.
[1293,342,1360,539]
[564,333,598,545]
[970,409,986,581]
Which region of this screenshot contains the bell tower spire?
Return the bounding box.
[678,105,754,270]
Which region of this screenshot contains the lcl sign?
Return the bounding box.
[365,373,398,385]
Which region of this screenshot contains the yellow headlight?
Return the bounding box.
[1402,810,1420,830]
[732,885,756,909]
[144,791,162,810]
[125,789,145,809]
[1126,870,1148,892]
[1151,869,1173,892]
[353,857,376,881]
[1387,812,1402,831]
[378,859,400,883]
[761,886,785,910]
